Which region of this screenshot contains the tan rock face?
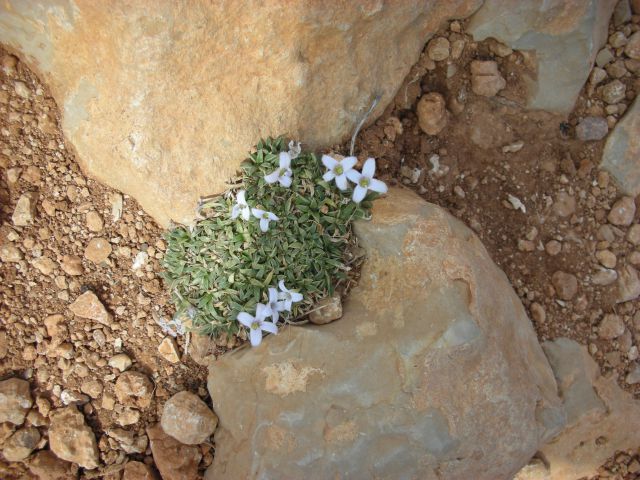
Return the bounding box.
[206,188,563,479]
[115,371,154,409]
[161,391,218,445]
[0,378,33,425]
[28,450,78,480]
[68,291,112,325]
[541,338,640,479]
[48,407,99,470]
[147,423,201,480]
[0,0,481,226]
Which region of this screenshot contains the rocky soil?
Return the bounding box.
[1,8,640,480]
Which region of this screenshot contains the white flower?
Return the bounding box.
[277,280,303,311]
[346,158,388,203]
[237,303,278,347]
[267,287,287,323]
[321,155,357,191]
[264,152,293,187]
[288,140,301,159]
[231,190,251,220]
[251,208,279,232]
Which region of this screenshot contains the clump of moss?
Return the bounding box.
[161,137,372,337]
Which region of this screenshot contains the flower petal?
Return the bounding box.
[261,321,278,334]
[369,178,388,193]
[279,175,292,188]
[270,309,279,323]
[282,299,293,311]
[252,208,264,218]
[323,170,336,182]
[335,174,348,191]
[321,154,338,170]
[268,212,279,221]
[362,158,376,178]
[278,280,289,292]
[241,207,251,221]
[346,169,361,184]
[268,288,278,304]
[341,156,358,171]
[279,151,291,169]
[256,303,272,320]
[237,190,246,203]
[259,218,269,232]
[237,312,254,328]
[231,204,240,219]
[290,292,303,303]
[264,169,281,184]
[275,300,288,312]
[250,328,262,347]
[353,185,368,203]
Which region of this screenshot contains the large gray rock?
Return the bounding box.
[467,0,616,112]
[601,97,640,196]
[206,188,563,480]
[540,338,640,480]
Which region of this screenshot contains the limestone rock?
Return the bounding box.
[0,378,33,425]
[188,333,215,367]
[68,291,112,325]
[599,314,625,339]
[626,31,640,59]
[115,371,154,409]
[2,426,40,461]
[427,37,450,61]
[148,423,201,480]
[161,391,218,445]
[60,255,83,276]
[551,271,578,300]
[608,196,636,226]
[85,211,103,232]
[617,265,640,303]
[83,238,112,264]
[157,337,180,364]
[108,353,132,372]
[468,0,615,111]
[541,338,640,479]
[309,294,343,325]
[416,93,449,135]
[602,98,640,197]
[12,192,38,226]
[28,450,78,480]
[0,0,482,226]
[123,461,156,480]
[32,256,56,275]
[0,244,23,263]
[206,188,563,479]
[576,116,608,141]
[470,60,506,97]
[49,407,99,469]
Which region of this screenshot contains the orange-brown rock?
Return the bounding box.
[0,0,481,226]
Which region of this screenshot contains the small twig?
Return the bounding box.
[350,94,382,156]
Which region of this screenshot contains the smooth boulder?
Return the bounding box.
[0,0,482,226]
[206,188,563,479]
